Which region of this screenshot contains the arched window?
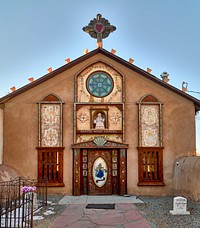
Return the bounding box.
[37,94,64,186]
[137,94,164,186]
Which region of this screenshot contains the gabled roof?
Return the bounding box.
[1,48,200,111]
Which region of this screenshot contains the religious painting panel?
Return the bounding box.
[77,62,123,103]
[40,104,62,147]
[92,157,108,188]
[140,105,160,147]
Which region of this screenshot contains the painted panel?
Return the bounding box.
[92,157,108,188]
[141,105,159,147]
[108,106,122,130]
[76,134,122,143]
[73,149,80,196]
[77,106,90,130]
[119,149,127,195]
[41,104,61,147]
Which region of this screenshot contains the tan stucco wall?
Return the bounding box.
[0,108,3,164]
[2,53,197,195]
[0,165,22,181]
[174,157,200,201]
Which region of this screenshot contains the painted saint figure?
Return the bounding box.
[95,163,104,178]
[92,157,108,187]
[94,113,105,129]
[95,163,108,183]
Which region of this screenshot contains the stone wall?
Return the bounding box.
[174,156,200,201]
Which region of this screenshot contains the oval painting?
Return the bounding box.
[92,157,108,188]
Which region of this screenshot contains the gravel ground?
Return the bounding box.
[135,196,200,228]
[33,195,200,228]
[33,194,68,228]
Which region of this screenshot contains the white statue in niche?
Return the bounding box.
[94,113,105,129]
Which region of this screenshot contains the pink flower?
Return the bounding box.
[21,186,36,193]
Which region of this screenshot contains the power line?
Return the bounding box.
[187,91,200,95]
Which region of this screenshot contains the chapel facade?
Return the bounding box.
[0,15,200,196]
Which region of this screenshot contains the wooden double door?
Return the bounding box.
[80,149,119,195]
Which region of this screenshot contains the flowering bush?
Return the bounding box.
[21,186,36,193]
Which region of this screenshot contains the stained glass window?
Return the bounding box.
[86,72,113,97]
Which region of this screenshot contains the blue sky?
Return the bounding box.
[0,0,200,151]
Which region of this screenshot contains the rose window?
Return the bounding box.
[86,72,113,97]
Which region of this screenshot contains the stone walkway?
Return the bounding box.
[51,195,152,227]
[58,195,143,204]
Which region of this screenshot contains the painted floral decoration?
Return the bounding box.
[77,113,89,123]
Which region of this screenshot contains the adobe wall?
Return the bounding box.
[0,107,3,164]
[174,156,200,201]
[0,165,22,181]
[112,55,196,197]
[2,53,197,196]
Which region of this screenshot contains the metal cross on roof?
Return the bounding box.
[82,14,116,47]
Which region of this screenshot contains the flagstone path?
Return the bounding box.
[51,195,152,227]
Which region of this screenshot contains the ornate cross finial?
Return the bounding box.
[82,14,116,47]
